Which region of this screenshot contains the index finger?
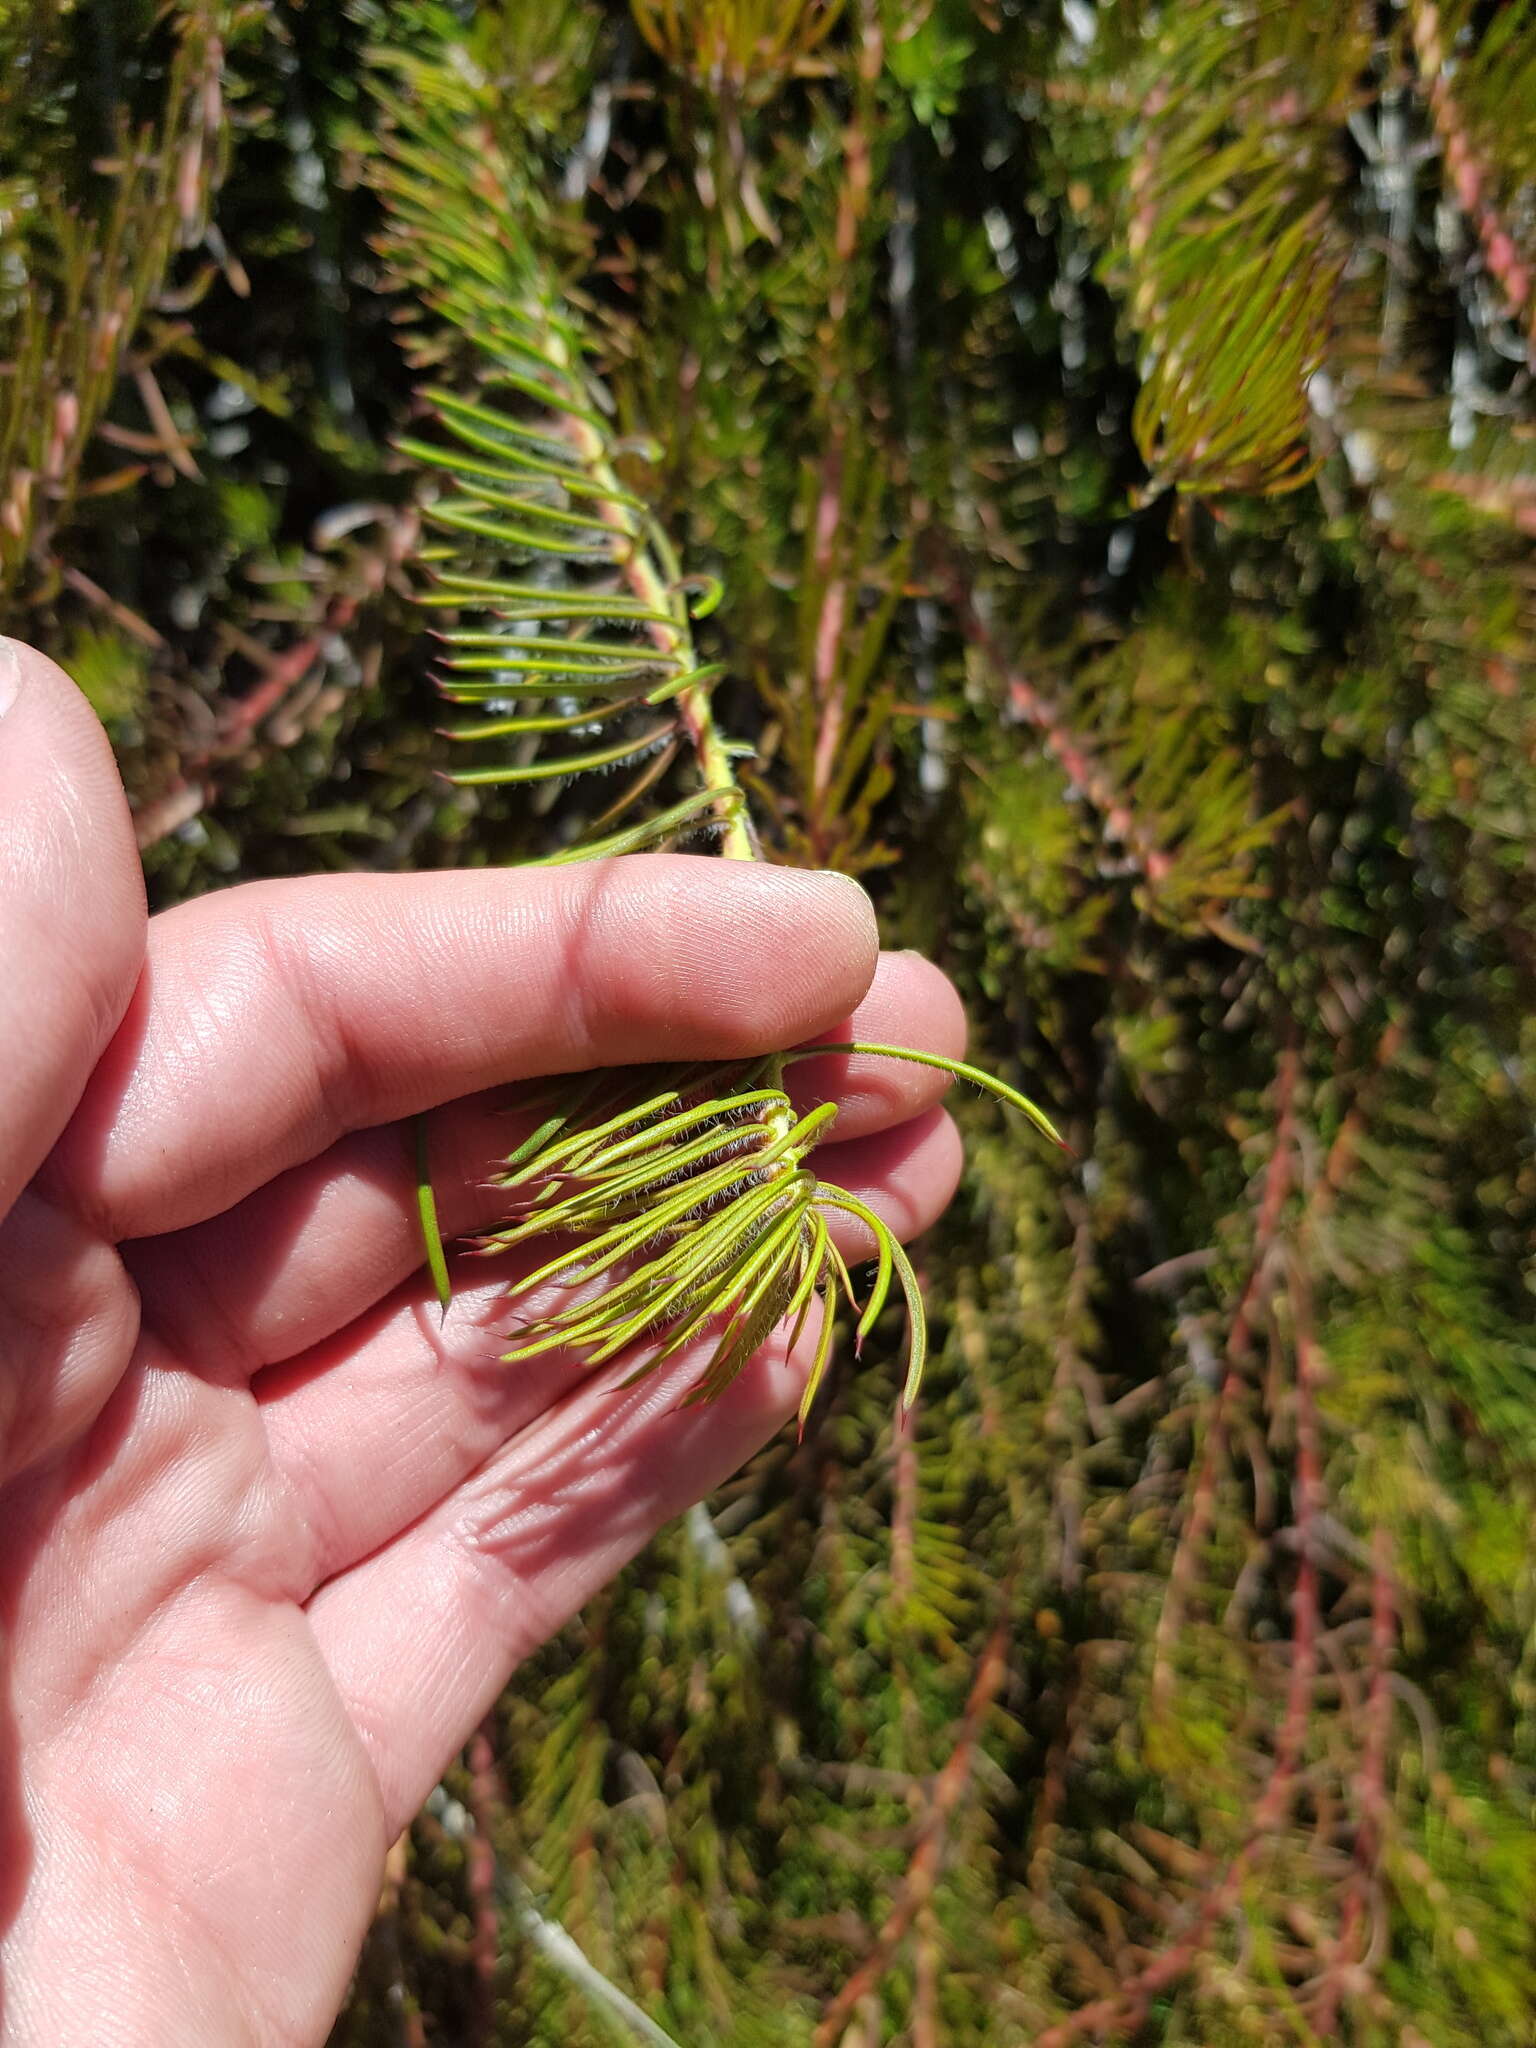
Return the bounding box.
[45,856,878,1240]
[0,639,145,1222]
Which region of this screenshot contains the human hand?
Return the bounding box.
[0,642,965,2044]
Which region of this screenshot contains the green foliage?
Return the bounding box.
[0,0,258,602]
[631,0,844,99]
[369,18,751,851]
[746,437,911,873]
[368,12,1061,1429]
[12,0,1536,2041]
[1109,0,1365,497]
[1425,0,1536,194]
[61,620,150,723]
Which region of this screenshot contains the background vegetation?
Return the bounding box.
[6,0,1536,2040]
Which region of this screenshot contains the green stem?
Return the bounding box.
[540,315,758,862]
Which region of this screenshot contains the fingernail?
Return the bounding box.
[722,863,876,945]
[0,639,18,719]
[800,867,876,926]
[802,868,879,956]
[812,867,871,900]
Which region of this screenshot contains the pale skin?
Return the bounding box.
[0,639,967,2046]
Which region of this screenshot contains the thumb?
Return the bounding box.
[0,638,145,1222]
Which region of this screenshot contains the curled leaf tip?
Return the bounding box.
[674,572,725,619]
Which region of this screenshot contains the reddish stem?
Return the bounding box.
[813,1605,1013,2045]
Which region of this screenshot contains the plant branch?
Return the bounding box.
[1408,0,1535,345]
[812,1602,1013,2045]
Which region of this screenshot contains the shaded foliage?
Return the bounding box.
[8,0,1536,2042]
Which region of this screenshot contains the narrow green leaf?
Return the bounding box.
[522,786,743,865]
[784,1042,1067,1149]
[814,1186,928,1409]
[413,1115,452,1318]
[447,725,675,786]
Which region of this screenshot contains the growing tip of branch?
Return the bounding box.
[671,572,724,619]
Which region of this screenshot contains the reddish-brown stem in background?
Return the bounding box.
[1287,1265,1325,1768]
[1038,1275,1322,2048]
[1046,1023,1409,2046]
[1315,1526,1396,2033]
[131,588,362,848]
[59,563,167,648]
[1408,0,1535,347]
[825,0,883,331]
[1026,1646,1083,1904]
[808,441,850,808]
[813,1603,1013,2046]
[131,510,416,850]
[912,1902,942,2048]
[1150,1042,1300,1714]
[464,1718,504,2048]
[1311,1018,1405,1223]
[944,568,1176,889]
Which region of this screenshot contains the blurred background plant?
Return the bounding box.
[8,0,1536,2041]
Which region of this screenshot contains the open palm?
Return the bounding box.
[0,642,965,2046]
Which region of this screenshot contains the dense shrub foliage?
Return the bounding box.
[7,2,1536,2041]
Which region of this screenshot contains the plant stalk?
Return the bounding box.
[534,311,757,862]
